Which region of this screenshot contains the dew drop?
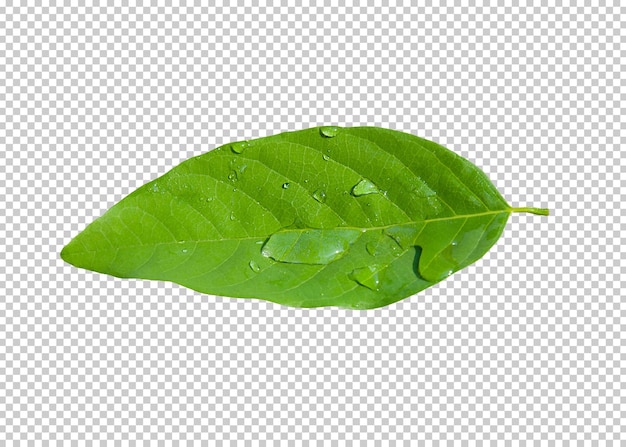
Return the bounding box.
[424,196,444,218]
[231,140,252,154]
[206,197,213,202]
[229,157,248,175]
[282,182,290,189]
[384,226,419,250]
[230,212,236,221]
[249,260,260,273]
[351,178,379,196]
[319,126,340,138]
[228,170,238,182]
[261,228,360,264]
[182,249,188,253]
[442,240,463,265]
[366,242,378,256]
[413,186,436,198]
[150,183,160,193]
[349,265,381,291]
[322,154,330,161]
[390,244,402,257]
[312,189,327,203]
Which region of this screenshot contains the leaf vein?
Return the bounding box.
[345,130,453,217]
[220,152,348,224]
[66,210,511,254]
[273,140,402,222]
[401,134,491,211]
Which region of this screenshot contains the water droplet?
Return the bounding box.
[413,186,436,198]
[230,212,236,221]
[384,225,420,250]
[261,228,360,264]
[351,178,379,196]
[206,197,213,202]
[319,126,340,138]
[249,260,260,273]
[349,265,381,291]
[150,183,160,193]
[322,154,330,161]
[312,189,327,203]
[228,170,238,182]
[231,140,252,154]
[388,244,402,257]
[424,196,444,218]
[182,249,188,253]
[442,239,464,265]
[304,179,309,183]
[366,242,378,256]
[282,182,290,189]
[229,157,248,175]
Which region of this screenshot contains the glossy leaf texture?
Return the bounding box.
[61,126,548,309]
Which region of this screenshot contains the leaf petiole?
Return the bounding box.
[509,207,550,216]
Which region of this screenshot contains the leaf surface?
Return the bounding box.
[61,126,547,309]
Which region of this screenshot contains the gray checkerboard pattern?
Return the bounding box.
[1,2,623,444]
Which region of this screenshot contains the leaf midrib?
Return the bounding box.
[65,209,511,255]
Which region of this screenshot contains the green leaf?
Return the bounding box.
[61,126,548,309]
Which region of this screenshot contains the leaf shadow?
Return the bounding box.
[413,245,427,281]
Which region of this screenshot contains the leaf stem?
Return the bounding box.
[509,207,550,216]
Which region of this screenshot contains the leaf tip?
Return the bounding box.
[60,230,97,272]
[59,238,81,268]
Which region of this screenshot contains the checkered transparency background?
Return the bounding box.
[1,2,623,444]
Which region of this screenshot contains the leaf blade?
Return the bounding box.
[61,126,541,309]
